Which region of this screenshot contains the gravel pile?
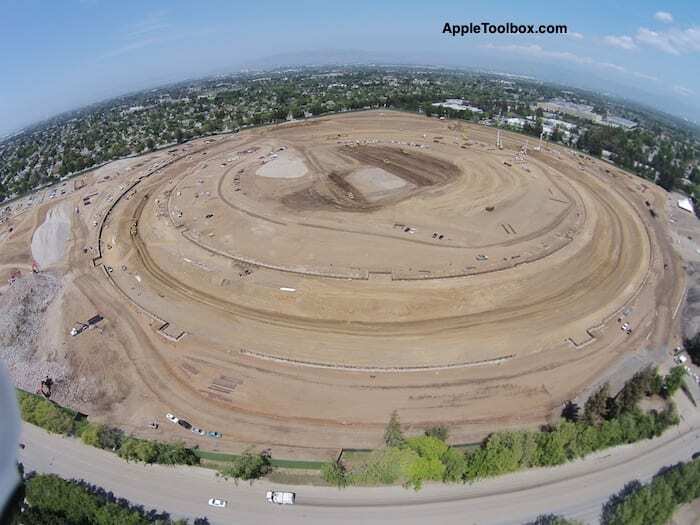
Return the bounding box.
[31,202,71,268]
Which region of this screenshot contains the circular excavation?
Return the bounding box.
[28,111,681,454]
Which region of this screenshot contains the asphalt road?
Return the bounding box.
[18,398,700,525]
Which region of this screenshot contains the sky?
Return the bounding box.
[0,0,698,135]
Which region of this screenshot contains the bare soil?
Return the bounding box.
[0,111,684,459]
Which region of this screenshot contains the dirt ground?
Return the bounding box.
[0,111,685,459]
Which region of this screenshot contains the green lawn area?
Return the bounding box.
[194,449,325,470]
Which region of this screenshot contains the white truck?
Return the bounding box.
[69,314,104,336]
[266,491,295,505]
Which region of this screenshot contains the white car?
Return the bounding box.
[192,427,205,436]
[208,498,227,508]
[166,413,179,424]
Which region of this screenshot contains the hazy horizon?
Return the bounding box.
[2,0,699,135]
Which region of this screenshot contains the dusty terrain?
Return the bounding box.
[0,111,685,459]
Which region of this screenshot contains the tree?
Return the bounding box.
[22,474,192,525]
[614,369,653,415]
[663,366,686,398]
[384,410,405,448]
[219,449,272,481]
[441,447,467,482]
[583,384,610,425]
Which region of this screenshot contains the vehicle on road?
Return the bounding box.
[166,413,178,424]
[178,419,192,430]
[208,431,222,438]
[266,491,295,505]
[208,498,227,508]
[192,427,205,436]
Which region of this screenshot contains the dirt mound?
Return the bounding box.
[281,145,458,212]
[32,202,71,268]
[341,144,460,186]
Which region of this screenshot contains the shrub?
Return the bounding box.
[118,437,160,464]
[321,460,349,488]
[16,389,82,435]
[79,422,103,448]
[117,437,198,466]
[424,426,449,441]
[349,447,419,486]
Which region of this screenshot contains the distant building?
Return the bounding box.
[537,99,602,123]
[603,116,638,129]
[432,99,483,114]
[504,117,526,129]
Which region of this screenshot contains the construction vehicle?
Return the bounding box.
[70,314,104,336]
[37,376,53,398]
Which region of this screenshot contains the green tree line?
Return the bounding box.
[16,389,198,466]
[323,366,684,489]
[18,473,200,524]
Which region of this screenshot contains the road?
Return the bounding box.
[19,399,700,525]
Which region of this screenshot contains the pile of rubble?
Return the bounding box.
[0,273,68,393]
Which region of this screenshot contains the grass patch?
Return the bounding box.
[267,468,328,486]
[194,449,324,470]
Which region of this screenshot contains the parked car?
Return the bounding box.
[178,419,192,430]
[208,431,222,438]
[192,427,205,436]
[166,413,178,424]
[208,498,227,508]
